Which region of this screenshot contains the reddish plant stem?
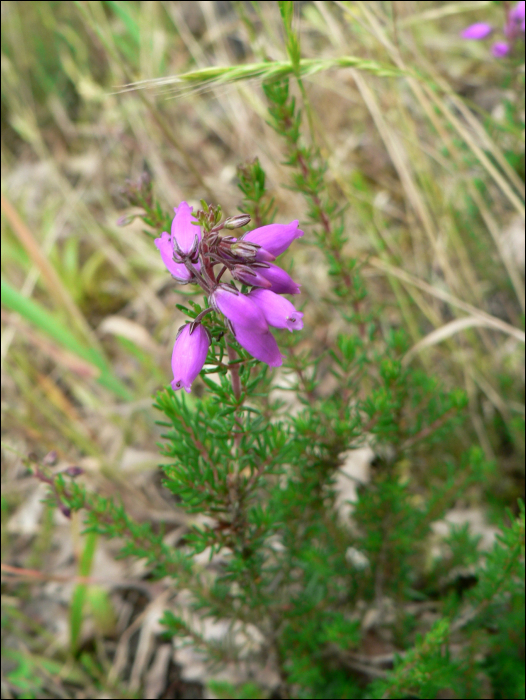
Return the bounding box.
[199,231,217,288]
[292,144,366,339]
[244,443,283,494]
[216,265,227,283]
[184,259,211,292]
[400,407,457,451]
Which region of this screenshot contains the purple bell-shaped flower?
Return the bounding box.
[231,324,283,367]
[248,289,303,331]
[171,323,209,393]
[210,286,268,333]
[243,220,303,259]
[255,263,301,295]
[171,201,201,259]
[155,232,195,283]
[155,202,202,282]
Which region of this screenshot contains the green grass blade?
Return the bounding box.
[70,531,98,655]
[104,1,140,45]
[2,279,131,399]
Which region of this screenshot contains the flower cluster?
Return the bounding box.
[461,1,525,57]
[155,202,304,392]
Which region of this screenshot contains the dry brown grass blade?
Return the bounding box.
[394,64,525,313]
[415,49,525,205]
[108,589,173,687]
[0,563,162,593]
[321,3,484,313]
[1,193,101,348]
[350,70,451,273]
[347,1,525,311]
[417,81,526,312]
[367,255,525,342]
[403,316,524,366]
[348,68,492,327]
[1,310,101,380]
[398,1,492,26]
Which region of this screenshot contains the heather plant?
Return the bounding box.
[33,90,525,700]
[3,2,525,699]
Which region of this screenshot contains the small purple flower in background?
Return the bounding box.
[508,0,526,33]
[462,22,493,40]
[171,324,210,393]
[155,201,304,391]
[492,41,510,58]
[461,1,525,58]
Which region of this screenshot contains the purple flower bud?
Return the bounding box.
[254,247,277,262]
[255,263,301,295]
[243,220,303,258]
[116,213,136,227]
[211,286,268,333]
[171,324,209,393]
[461,22,493,40]
[63,466,84,477]
[171,202,201,258]
[248,289,304,331]
[231,265,273,289]
[227,239,263,261]
[58,503,72,519]
[43,450,58,465]
[505,1,525,38]
[231,324,283,367]
[155,232,195,283]
[227,238,276,262]
[492,41,510,57]
[510,1,525,24]
[224,213,251,229]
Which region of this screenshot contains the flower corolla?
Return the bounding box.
[171,202,201,259]
[248,289,303,331]
[243,220,303,258]
[231,324,283,367]
[210,286,268,333]
[171,323,210,393]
